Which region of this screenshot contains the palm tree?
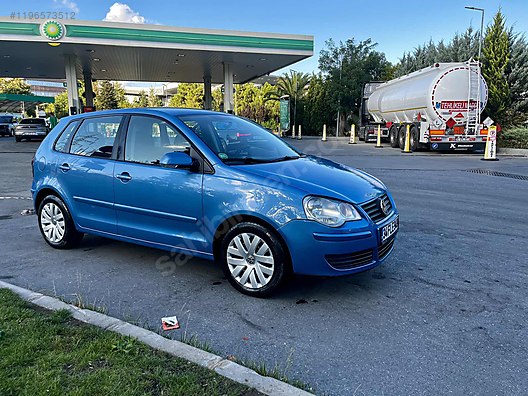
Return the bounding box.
[265,70,311,129]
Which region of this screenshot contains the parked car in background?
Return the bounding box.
[31,109,399,296]
[0,115,17,137]
[15,118,49,142]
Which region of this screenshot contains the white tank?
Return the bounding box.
[367,62,488,125]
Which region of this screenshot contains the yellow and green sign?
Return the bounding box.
[40,20,65,41]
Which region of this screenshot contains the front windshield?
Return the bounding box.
[0,116,13,123]
[177,114,301,164]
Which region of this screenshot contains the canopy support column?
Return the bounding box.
[223,63,234,113]
[204,75,212,110]
[83,71,94,109]
[64,55,80,115]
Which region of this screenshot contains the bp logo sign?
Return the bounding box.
[40,20,65,41]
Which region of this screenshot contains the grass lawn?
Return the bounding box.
[0,289,260,396]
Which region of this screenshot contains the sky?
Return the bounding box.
[1,0,527,77]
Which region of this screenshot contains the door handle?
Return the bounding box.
[116,172,132,182]
[59,163,70,172]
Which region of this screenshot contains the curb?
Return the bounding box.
[497,147,528,157]
[0,280,313,396]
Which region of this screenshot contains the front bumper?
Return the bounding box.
[278,212,398,276]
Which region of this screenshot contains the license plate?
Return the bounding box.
[380,216,399,243]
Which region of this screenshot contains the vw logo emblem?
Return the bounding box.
[380,198,389,215]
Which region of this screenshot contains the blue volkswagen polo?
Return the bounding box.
[32,109,398,296]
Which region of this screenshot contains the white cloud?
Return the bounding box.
[53,0,79,13]
[103,3,146,24]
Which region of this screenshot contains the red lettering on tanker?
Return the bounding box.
[440,100,478,110]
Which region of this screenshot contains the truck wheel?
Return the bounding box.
[358,128,365,141]
[410,125,419,151]
[389,126,399,148]
[398,125,407,148]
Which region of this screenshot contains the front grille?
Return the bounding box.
[361,194,392,223]
[378,239,395,260]
[326,248,374,270]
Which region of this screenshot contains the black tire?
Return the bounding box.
[389,125,399,148]
[219,222,288,297]
[15,137,21,142]
[37,195,83,249]
[398,125,406,149]
[410,125,419,151]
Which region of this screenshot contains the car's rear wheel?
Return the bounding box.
[38,195,83,249]
[220,222,287,297]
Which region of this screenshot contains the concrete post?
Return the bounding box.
[83,71,94,109]
[64,54,80,115]
[298,125,302,140]
[223,63,234,113]
[322,124,327,141]
[203,75,212,110]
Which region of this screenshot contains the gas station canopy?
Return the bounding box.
[0,18,313,84]
[0,93,53,113]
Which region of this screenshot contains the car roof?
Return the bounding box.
[64,108,230,122]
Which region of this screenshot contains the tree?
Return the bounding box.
[301,73,333,134]
[235,83,280,130]
[0,78,31,95]
[265,70,311,130]
[505,33,528,125]
[45,91,69,118]
[482,10,511,124]
[148,87,162,107]
[95,81,118,110]
[133,90,149,108]
[319,38,391,135]
[168,83,203,108]
[114,82,130,108]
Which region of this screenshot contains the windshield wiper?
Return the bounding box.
[222,157,271,164]
[269,155,302,162]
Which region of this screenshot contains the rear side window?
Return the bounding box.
[20,118,46,125]
[70,116,122,158]
[54,121,79,153]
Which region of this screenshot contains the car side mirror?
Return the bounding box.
[160,152,198,171]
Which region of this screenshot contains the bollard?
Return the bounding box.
[348,124,357,144]
[292,125,296,139]
[402,124,412,153]
[374,124,383,148]
[298,125,302,140]
[322,124,327,142]
[482,125,499,161]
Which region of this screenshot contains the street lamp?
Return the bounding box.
[336,52,344,137]
[465,6,485,60]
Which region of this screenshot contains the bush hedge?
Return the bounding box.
[498,128,528,149]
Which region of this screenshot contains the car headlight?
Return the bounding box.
[303,196,361,227]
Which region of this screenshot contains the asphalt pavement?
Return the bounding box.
[0,135,527,395]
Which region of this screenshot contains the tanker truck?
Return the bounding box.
[358,60,489,151]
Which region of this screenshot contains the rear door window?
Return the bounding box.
[70,116,122,158]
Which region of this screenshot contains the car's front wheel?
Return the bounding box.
[38,195,83,249]
[220,222,287,297]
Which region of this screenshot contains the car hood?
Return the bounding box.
[236,156,386,204]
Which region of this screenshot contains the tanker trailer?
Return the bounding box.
[362,60,488,151]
